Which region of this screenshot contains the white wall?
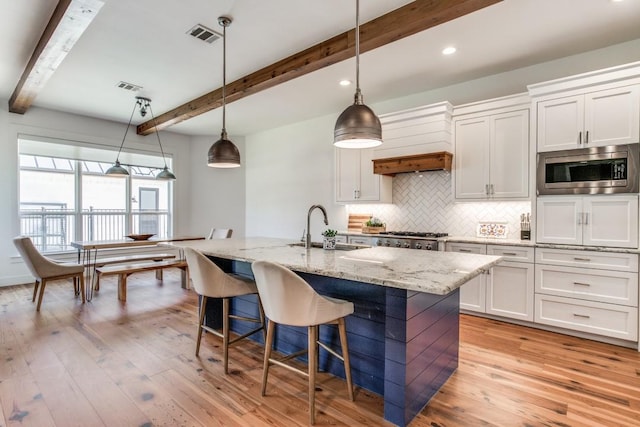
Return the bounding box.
[0,104,194,286]
[244,40,640,241]
[245,114,346,242]
[188,135,246,238]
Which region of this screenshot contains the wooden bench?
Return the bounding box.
[95,260,189,301]
[92,253,176,290]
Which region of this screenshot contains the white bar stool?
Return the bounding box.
[184,247,264,374]
[251,260,354,425]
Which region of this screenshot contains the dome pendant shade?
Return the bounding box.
[333,0,382,149]
[208,131,241,168]
[156,166,177,180]
[334,102,382,148]
[105,160,130,176]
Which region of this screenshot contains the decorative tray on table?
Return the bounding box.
[126,234,155,241]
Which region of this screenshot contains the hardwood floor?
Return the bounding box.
[1,270,639,426]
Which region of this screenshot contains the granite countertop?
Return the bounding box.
[165,237,502,295]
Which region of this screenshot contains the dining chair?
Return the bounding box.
[251,260,354,425]
[207,228,233,239]
[13,236,86,311]
[184,247,264,374]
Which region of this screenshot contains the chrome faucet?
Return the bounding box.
[306,204,328,249]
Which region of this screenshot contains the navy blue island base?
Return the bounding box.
[206,257,460,427]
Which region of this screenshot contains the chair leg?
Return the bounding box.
[222,297,230,374]
[36,279,47,311]
[314,325,320,373]
[261,320,275,396]
[195,296,207,356]
[73,277,79,295]
[337,317,354,401]
[78,274,86,304]
[32,280,40,302]
[257,298,267,342]
[308,325,317,425]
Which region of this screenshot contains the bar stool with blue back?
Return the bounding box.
[184,247,264,374]
[251,260,355,425]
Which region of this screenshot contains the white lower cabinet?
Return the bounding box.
[535,248,639,342]
[446,243,534,321]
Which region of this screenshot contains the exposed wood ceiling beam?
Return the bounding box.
[138,0,502,135]
[8,0,104,114]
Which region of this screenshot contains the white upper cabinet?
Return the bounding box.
[335,148,392,203]
[453,94,530,200]
[529,62,640,153]
[537,86,640,152]
[536,195,639,248]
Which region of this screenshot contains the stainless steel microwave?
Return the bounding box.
[537,144,639,195]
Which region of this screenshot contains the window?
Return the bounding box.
[19,137,173,253]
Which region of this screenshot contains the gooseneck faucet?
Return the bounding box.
[306,204,329,249]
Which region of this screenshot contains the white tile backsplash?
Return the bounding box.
[347,171,531,239]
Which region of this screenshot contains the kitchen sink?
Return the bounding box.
[288,242,368,251]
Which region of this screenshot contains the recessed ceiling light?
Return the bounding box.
[442,46,457,55]
[339,79,352,86]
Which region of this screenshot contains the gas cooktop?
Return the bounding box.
[378,231,449,238]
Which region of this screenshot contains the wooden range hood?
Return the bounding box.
[373,152,452,176]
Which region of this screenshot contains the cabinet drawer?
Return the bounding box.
[534,294,638,341]
[487,245,534,262]
[535,264,638,306]
[535,248,639,272]
[335,235,348,244]
[446,242,486,254]
[347,236,373,246]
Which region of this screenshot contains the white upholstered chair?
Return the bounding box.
[184,247,264,374]
[207,228,232,239]
[250,260,354,425]
[13,236,86,311]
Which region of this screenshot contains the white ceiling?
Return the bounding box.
[2,0,640,137]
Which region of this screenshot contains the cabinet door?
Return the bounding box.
[356,148,381,201]
[454,117,490,199]
[583,195,639,248]
[536,197,582,245]
[486,261,534,321]
[460,274,486,312]
[335,148,360,202]
[490,109,529,198]
[537,95,584,152]
[446,242,487,312]
[584,86,640,147]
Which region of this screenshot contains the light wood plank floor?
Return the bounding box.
[1,270,639,426]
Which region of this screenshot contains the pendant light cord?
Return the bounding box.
[147,103,169,169]
[221,18,227,135]
[115,100,139,162]
[355,0,360,93]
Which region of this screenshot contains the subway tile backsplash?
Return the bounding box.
[347,171,531,239]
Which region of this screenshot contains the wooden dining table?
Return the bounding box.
[71,236,205,301]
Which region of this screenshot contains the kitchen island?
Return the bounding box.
[166,237,502,426]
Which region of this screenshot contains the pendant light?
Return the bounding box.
[334,0,382,149]
[207,16,241,168]
[106,96,177,180]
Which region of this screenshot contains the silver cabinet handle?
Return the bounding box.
[490,184,494,195]
[573,281,591,287]
[485,184,489,195]
[578,131,582,145]
[584,212,589,225]
[458,248,472,253]
[577,212,582,225]
[573,257,591,261]
[502,252,517,256]
[585,130,589,145]
[573,313,590,319]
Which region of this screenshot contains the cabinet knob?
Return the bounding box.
[585,130,589,145]
[578,131,582,146]
[572,281,591,287]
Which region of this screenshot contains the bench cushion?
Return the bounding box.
[96,259,187,275]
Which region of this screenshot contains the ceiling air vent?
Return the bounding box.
[187,24,222,44]
[116,81,142,92]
